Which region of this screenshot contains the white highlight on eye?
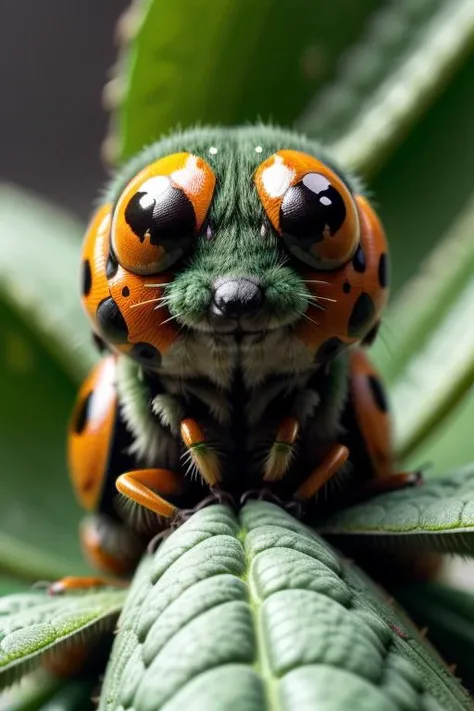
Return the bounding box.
[209,146,218,155]
[139,175,170,204]
[171,154,206,195]
[320,196,332,206]
[255,145,263,153]
[302,172,331,194]
[261,155,295,198]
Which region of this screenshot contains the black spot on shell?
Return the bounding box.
[122,286,130,297]
[378,253,389,288]
[348,293,375,337]
[352,246,366,273]
[82,260,92,297]
[314,337,346,363]
[73,391,92,435]
[362,321,380,346]
[92,332,108,353]
[342,281,351,294]
[96,297,129,343]
[130,343,161,368]
[106,250,118,279]
[368,375,389,413]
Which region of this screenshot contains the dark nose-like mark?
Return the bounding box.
[212,278,263,319]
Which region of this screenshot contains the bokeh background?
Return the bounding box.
[0,0,127,218]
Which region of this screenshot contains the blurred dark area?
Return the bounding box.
[0,0,128,220]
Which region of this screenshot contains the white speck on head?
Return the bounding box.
[302,172,330,194]
[320,196,332,206]
[172,155,205,195]
[261,155,295,198]
[255,145,263,154]
[209,146,218,155]
[260,223,267,237]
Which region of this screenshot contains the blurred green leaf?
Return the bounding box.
[108,0,382,162]
[298,0,474,176]
[370,53,474,294]
[372,192,474,460]
[0,672,61,711]
[395,583,474,691]
[318,465,474,556]
[0,184,98,579]
[0,300,89,580]
[0,184,95,382]
[0,587,125,692]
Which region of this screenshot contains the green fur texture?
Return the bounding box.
[105,125,363,330]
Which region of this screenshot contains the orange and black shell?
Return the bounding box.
[67,355,133,514]
[342,347,394,481]
[80,152,216,367]
[254,150,389,362]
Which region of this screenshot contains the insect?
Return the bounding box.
[66,125,417,579]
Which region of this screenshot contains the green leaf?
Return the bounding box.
[0,184,95,382]
[318,465,474,555]
[0,300,89,580]
[35,680,96,711]
[0,184,98,579]
[368,52,474,294]
[107,0,382,162]
[395,583,474,691]
[100,502,470,710]
[0,672,61,711]
[0,586,126,692]
[298,0,474,176]
[371,192,474,460]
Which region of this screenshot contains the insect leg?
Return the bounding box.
[180,418,221,486]
[263,417,300,481]
[294,443,350,500]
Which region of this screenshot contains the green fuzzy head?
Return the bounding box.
[107,125,359,337]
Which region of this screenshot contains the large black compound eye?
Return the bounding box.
[111,153,216,276]
[280,172,359,270]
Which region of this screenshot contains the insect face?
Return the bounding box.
[81,127,389,373]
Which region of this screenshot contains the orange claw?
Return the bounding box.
[48,576,126,595]
[116,468,180,518]
[295,443,349,500]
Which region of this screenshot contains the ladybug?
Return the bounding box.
[64,126,417,580]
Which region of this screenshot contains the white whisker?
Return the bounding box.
[130,296,169,309]
[310,295,337,303]
[144,282,173,288]
[160,312,182,326]
[302,313,320,327]
[301,279,330,286]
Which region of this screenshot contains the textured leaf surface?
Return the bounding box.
[298,0,474,176]
[0,587,126,692]
[106,0,380,162]
[100,502,470,710]
[0,184,95,381]
[318,466,474,555]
